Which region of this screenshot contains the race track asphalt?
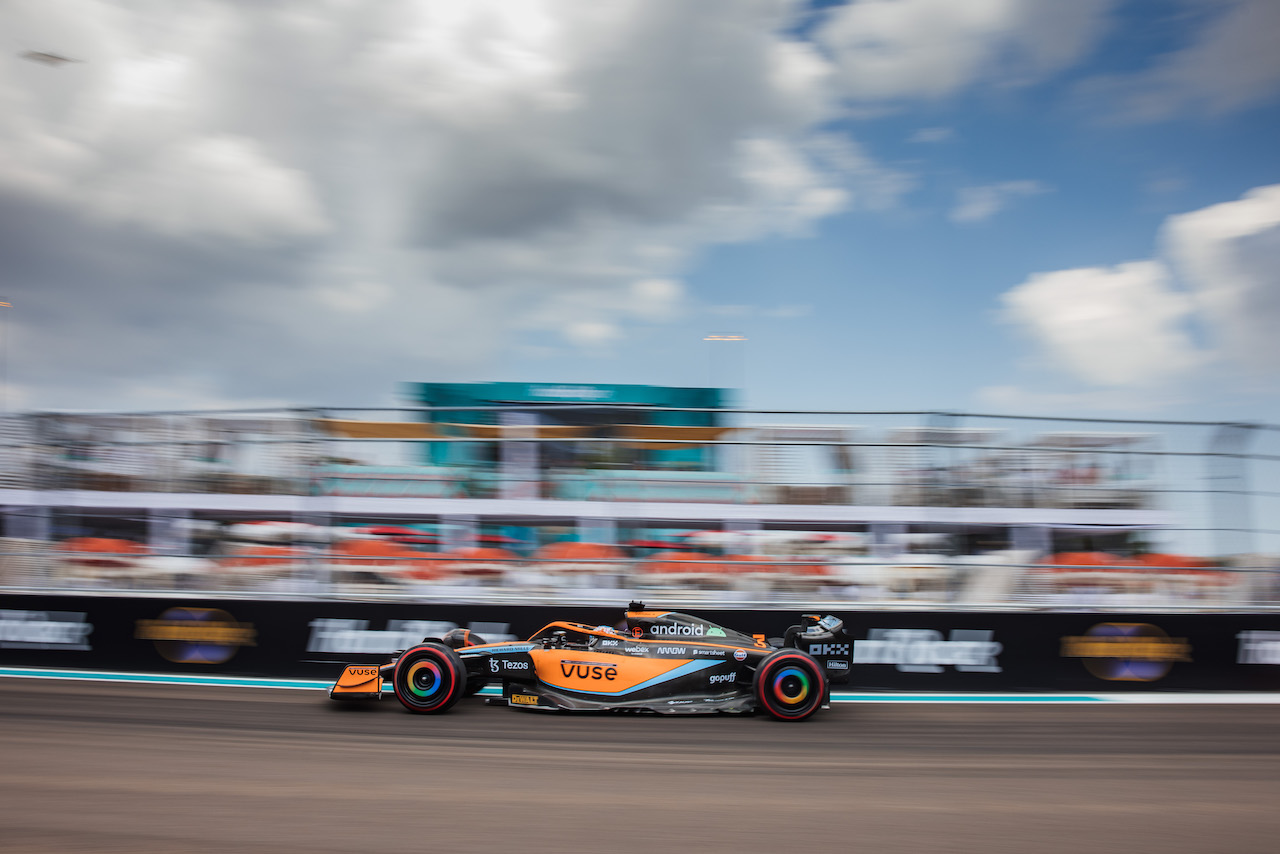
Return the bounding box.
[1,678,1278,854]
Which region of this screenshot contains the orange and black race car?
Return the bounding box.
[329,602,849,721]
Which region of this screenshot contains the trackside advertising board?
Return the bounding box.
[4,594,1280,691]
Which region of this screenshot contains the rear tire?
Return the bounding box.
[392,643,466,714]
[753,651,826,721]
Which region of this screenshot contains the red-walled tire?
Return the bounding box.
[392,643,466,714]
[754,651,826,721]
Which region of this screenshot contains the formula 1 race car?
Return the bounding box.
[329,602,851,721]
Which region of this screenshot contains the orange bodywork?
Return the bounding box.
[331,664,382,694]
[531,649,693,695]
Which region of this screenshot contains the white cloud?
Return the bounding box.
[1079,0,1280,121]
[950,180,1049,223]
[0,0,892,410]
[1000,260,1205,386]
[907,126,953,143]
[817,0,1115,101]
[998,184,1280,391]
[1162,183,1280,372]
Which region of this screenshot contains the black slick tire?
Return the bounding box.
[392,642,467,714]
[753,651,826,721]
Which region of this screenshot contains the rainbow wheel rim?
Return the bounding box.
[771,666,811,706]
[406,659,443,699]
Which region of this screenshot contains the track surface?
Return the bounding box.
[2,679,1278,853]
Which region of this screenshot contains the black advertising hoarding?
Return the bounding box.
[4,594,1280,692]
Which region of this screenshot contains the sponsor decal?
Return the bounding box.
[135,607,257,665]
[698,649,726,657]
[708,672,737,685]
[348,667,379,677]
[853,629,1002,673]
[598,639,620,647]
[733,649,748,662]
[1061,623,1191,682]
[707,627,727,637]
[0,610,92,650]
[462,643,535,657]
[632,627,644,638]
[655,647,686,656]
[623,645,648,655]
[529,384,613,401]
[510,693,539,705]
[650,624,704,637]
[808,643,850,657]
[1238,631,1280,665]
[490,658,530,673]
[307,619,518,654]
[560,661,618,681]
[824,660,850,671]
[667,699,694,705]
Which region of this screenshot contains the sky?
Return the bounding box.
[1,0,1278,428]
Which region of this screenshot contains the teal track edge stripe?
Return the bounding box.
[0,666,1111,701]
[0,666,328,691]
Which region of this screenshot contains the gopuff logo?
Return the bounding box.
[708,672,737,685]
[853,629,1002,673]
[650,624,704,637]
[807,643,850,656]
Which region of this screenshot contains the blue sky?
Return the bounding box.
[1,0,1277,425]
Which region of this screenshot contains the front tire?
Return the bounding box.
[754,651,826,721]
[392,643,466,714]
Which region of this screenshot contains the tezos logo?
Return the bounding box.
[650,624,704,637]
[708,672,737,685]
[491,658,529,672]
